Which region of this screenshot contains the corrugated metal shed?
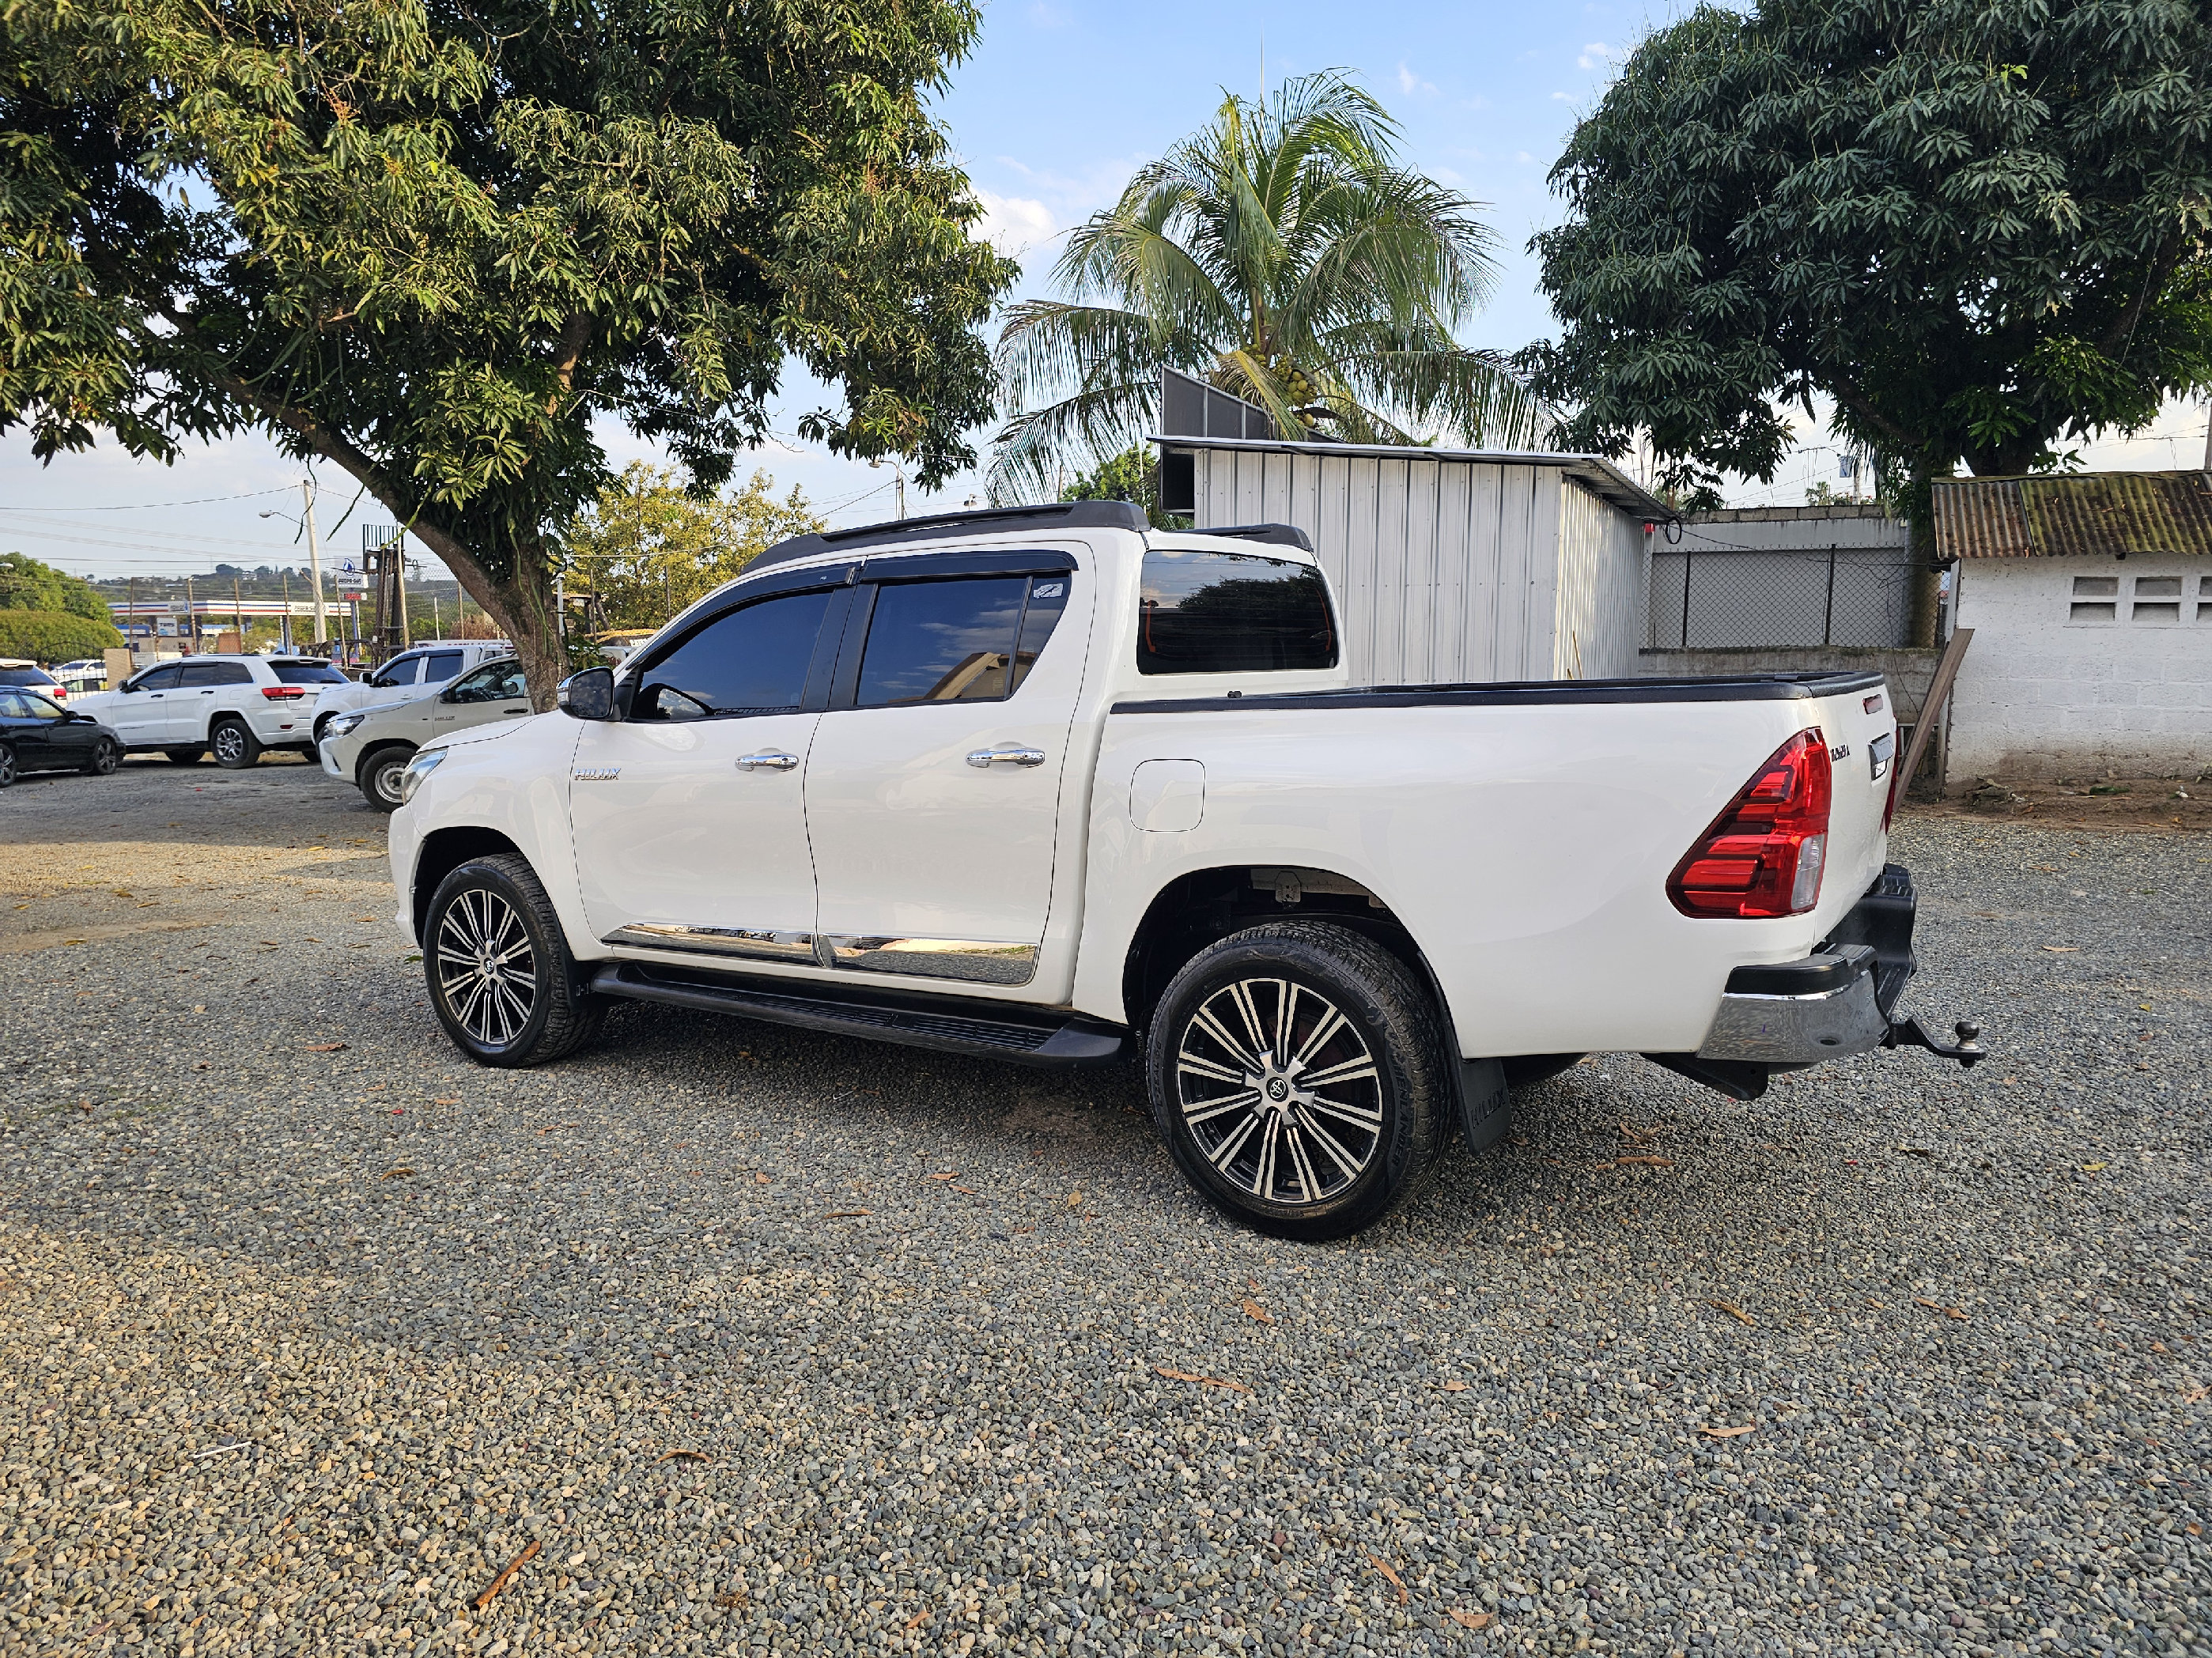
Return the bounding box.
[1933,470,2212,559]
[1152,432,1666,685]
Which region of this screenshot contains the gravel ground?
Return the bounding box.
[1,756,2206,1658]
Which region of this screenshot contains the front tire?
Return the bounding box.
[1145,921,1452,1241]
[81,736,120,776]
[210,717,261,769]
[360,746,414,813]
[0,742,15,787]
[424,854,603,1067]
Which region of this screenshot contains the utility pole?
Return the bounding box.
[281,570,292,651]
[126,576,136,659]
[399,556,414,649]
[183,575,195,654]
[232,575,244,648]
[303,478,328,646]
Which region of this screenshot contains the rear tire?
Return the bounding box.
[424,854,603,1067]
[360,746,414,813]
[210,717,261,769]
[81,736,120,776]
[165,748,206,765]
[0,742,15,787]
[1145,920,1451,1242]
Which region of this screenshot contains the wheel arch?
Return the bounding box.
[411,825,527,942]
[1119,864,1454,1046]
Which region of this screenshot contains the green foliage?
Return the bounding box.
[564,463,822,631]
[0,553,108,619]
[1057,447,1179,527]
[0,608,120,661]
[0,0,1015,700]
[1528,0,2212,511]
[993,71,1547,500]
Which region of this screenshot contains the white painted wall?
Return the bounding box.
[1949,556,2211,780]
[1189,447,1644,685]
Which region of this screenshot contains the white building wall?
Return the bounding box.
[1949,556,2211,779]
[1190,448,1624,684]
[1555,476,1648,678]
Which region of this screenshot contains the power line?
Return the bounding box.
[0,485,296,511]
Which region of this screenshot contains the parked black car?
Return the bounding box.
[0,688,119,785]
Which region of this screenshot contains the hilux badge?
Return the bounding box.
[573,767,621,782]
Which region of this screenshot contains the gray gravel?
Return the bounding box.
[2,754,2207,1657]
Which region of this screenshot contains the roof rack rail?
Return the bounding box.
[1196,523,1313,552]
[751,500,1148,574]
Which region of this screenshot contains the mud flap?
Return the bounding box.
[1458,1056,1511,1153]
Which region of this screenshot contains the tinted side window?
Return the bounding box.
[273,661,350,685]
[1137,550,1336,674]
[422,651,465,682]
[132,664,183,692]
[633,590,833,720]
[857,576,1070,707]
[181,662,254,687]
[0,690,24,716]
[445,662,528,704]
[18,693,62,720]
[370,655,422,688]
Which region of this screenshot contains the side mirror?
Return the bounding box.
[558,666,616,720]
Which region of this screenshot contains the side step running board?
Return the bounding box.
[588,962,1129,1067]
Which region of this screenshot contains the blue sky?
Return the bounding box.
[1,0,2203,588]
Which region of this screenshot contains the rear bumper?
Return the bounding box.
[1694,863,1919,1066]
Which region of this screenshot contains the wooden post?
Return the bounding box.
[1898,626,1972,800]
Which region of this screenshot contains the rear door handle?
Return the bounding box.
[737,751,799,772]
[967,745,1047,769]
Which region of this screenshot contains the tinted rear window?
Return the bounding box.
[422,651,465,682]
[0,667,57,687]
[181,662,254,687]
[274,660,350,685]
[1137,550,1336,674]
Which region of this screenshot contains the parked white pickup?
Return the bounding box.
[388,501,1979,1237]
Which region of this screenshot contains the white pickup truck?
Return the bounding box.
[389,501,1979,1238]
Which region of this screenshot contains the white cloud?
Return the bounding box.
[1515,150,1535,164]
[974,191,1058,257]
[1396,61,1437,97]
[1027,0,1072,26]
[1578,40,1616,70]
[1431,165,1463,186]
[1551,91,1572,100]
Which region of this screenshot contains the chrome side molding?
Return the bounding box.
[603,923,820,964]
[821,935,1039,986]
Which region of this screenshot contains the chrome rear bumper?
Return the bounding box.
[1695,943,1888,1064]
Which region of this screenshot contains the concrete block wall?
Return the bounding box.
[1949,556,2210,780]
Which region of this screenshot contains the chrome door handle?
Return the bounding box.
[737,751,800,772]
[966,745,1047,769]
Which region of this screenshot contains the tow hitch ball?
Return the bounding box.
[1884,1017,1986,1069]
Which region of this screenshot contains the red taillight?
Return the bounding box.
[1668,729,1833,918]
[49,685,65,700]
[261,685,307,700]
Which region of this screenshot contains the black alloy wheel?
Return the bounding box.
[1146,920,1452,1241]
[424,854,603,1067]
[0,742,15,787]
[81,737,120,776]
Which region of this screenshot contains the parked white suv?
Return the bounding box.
[72,654,351,767]
[310,640,512,742]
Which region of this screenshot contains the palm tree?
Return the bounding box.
[990,70,1550,502]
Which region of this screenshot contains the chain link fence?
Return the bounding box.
[1649,546,1917,648]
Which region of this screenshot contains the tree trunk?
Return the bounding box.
[1904,461,1942,648]
[391,519,569,711]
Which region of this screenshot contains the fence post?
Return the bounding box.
[1822,550,1837,646]
[1679,550,1693,648]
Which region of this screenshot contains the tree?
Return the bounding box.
[1058,446,1174,528]
[1527,0,2212,640]
[564,463,822,632]
[0,609,120,661]
[0,0,1015,704]
[0,553,108,620]
[991,71,1548,500]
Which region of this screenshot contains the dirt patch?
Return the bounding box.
[1906,773,2210,834]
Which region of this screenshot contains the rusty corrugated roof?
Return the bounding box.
[1932,470,2212,558]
